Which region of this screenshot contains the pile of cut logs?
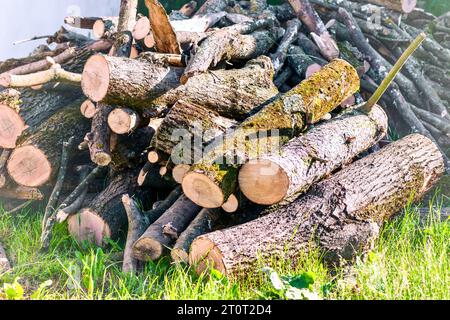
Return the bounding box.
[0,0,448,276]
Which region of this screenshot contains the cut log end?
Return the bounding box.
[81,55,110,102]
[148,151,162,164]
[133,16,150,41]
[137,167,148,186]
[182,172,224,208]
[80,100,97,119]
[144,34,156,49]
[7,145,52,187]
[93,20,106,39]
[0,105,26,149]
[238,159,289,205]
[189,237,226,275]
[171,248,189,264]
[132,238,163,261]
[107,108,138,134]
[173,164,191,184]
[93,152,112,167]
[305,63,322,78]
[222,194,239,213]
[68,209,111,246]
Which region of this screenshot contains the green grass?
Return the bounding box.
[0,195,448,300]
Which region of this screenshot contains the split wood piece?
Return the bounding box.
[182,59,360,208]
[40,137,75,251]
[357,0,417,13]
[55,165,93,223]
[190,134,445,276]
[0,149,12,188]
[93,17,119,39]
[0,186,44,201]
[137,162,177,189]
[0,64,81,88]
[271,19,301,75]
[148,150,169,164]
[118,0,138,33]
[88,104,114,167]
[7,106,90,188]
[150,100,238,161]
[132,16,151,41]
[80,100,97,119]
[82,55,277,120]
[0,243,10,273]
[181,20,276,83]
[173,164,191,184]
[171,208,222,263]
[287,45,322,79]
[145,0,181,54]
[239,104,388,205]
[122,194,149,273]
[133,194,201,261]
[108,108,147,134]
[68,169,139,246]
[288,0,339,61]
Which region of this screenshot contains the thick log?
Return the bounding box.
[181,20,276,83]
[151,100,238,161]
[82,55,278,119]
[7,106,90,187]
[133,194,201,261]
[118,0,138,33]
[239,105,388,205]
[0,185,44,201]
[171,208,222,263]
[80,100,97,119]
[182,59,359,208]
[132,16,151,41]
[288,0,339,60]
[68,169,139,246]
[190,134,445,276]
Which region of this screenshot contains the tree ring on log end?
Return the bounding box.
[80,100,97,119]
[133,238,163,261]
[0,105,26,148]
[239,159,289,205]
[133,17,150,41]
[189,237,226,276]
[68,210,111,246]
[107,108,136,134]
[93,152,112,167]
[93,20,106,39]
[7,145,52,187]
[82,55,110,102]
[222,194,239,213]
[182,172,224,208]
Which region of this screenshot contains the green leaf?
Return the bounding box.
[3,278,24,300]
[287,271,316,290]
[31,280,53,299]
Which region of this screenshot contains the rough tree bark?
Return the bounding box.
[190,134,445,276]
[239,105,388,205]
[182,59,359,208]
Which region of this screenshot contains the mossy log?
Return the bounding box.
[182,59,360,208]
[239,105,388,205]
[132,194,201,261]
[68,169,139,246]
[190,134,445,276]
[7,106,90,187]
[82,55,278,120]
[151,100,238,161]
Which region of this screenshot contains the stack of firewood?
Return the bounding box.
[0,0,447,276]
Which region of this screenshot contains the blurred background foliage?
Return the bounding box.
[138,0,450,16]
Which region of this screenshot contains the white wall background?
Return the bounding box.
[0,0,121,60]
